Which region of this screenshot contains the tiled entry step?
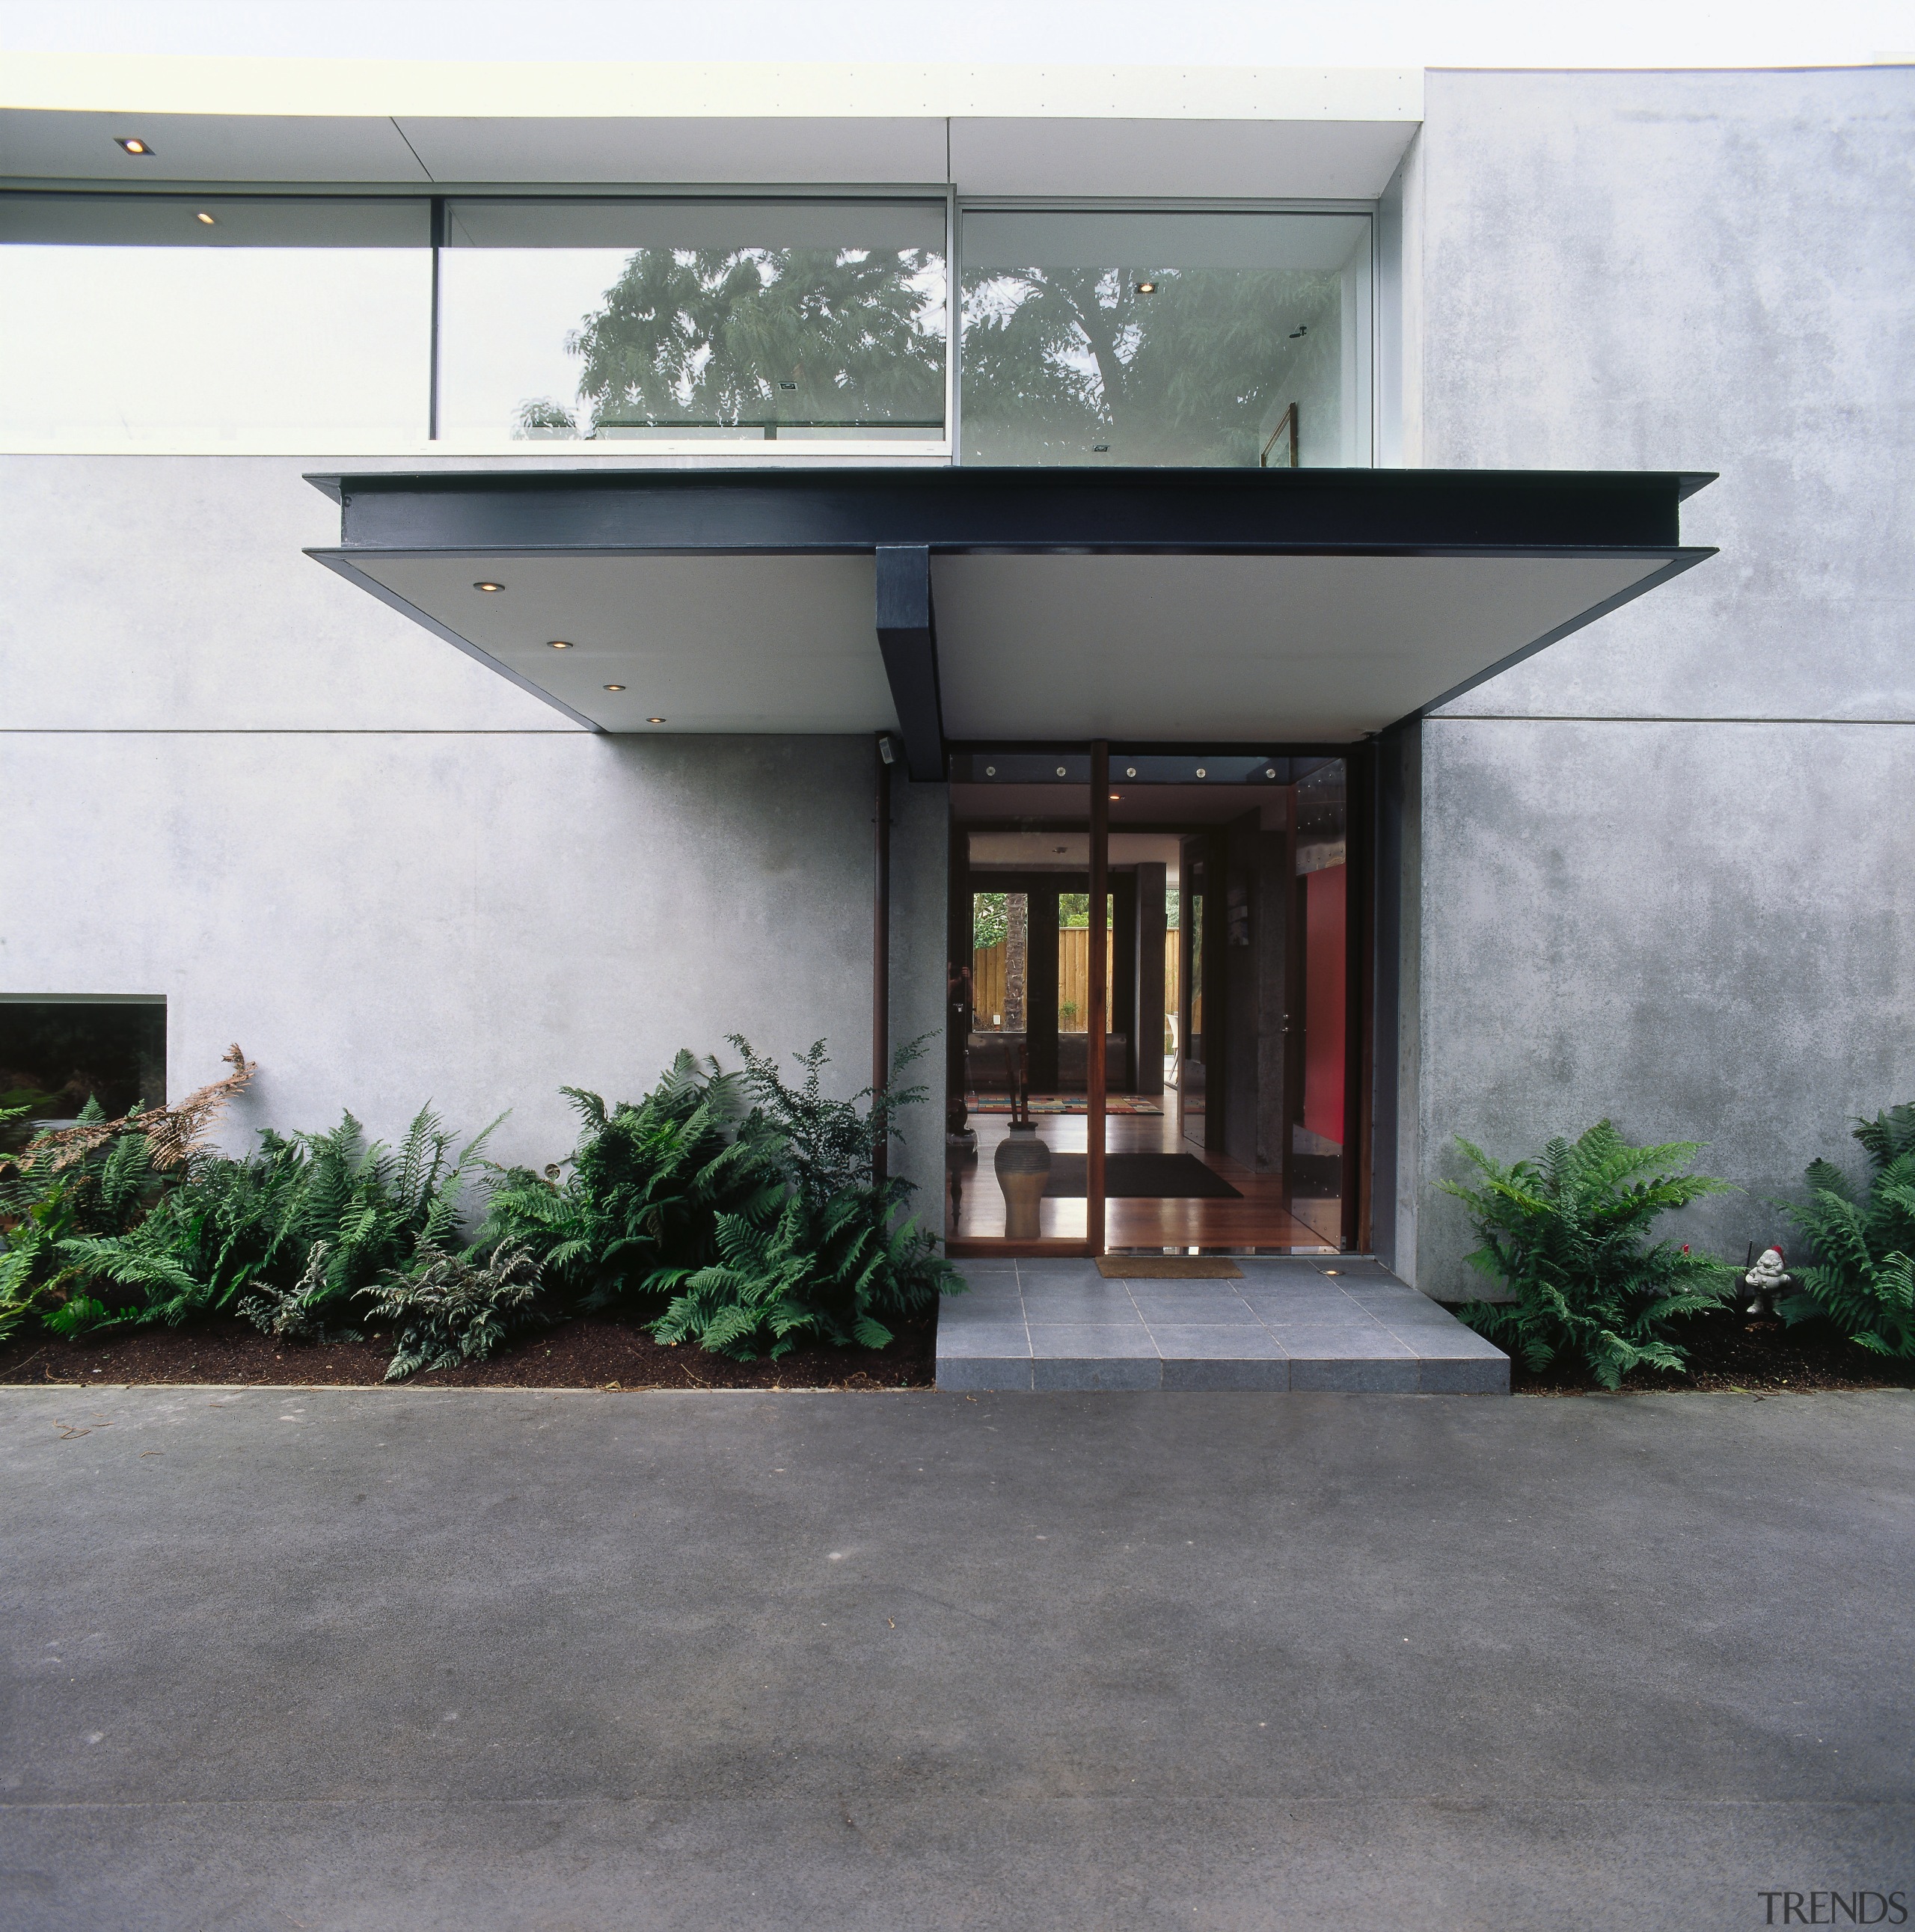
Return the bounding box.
[936,1257,1509,1393]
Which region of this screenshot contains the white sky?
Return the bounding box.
[1,0,1911,69]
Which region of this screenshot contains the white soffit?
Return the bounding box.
[932,553,1667,741]
[352,553,898,734]
[332,548,1666,741]
[0,56,1419,193]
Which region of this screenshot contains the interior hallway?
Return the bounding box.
[945,1094,1338,1251]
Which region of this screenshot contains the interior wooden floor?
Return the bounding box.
[945,1094,1341,1252]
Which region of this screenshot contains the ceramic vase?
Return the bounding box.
[993,1125,1051,1239]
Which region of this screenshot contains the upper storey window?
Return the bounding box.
[0,195,431,447]
[437,199,949,448]
[958,209,1372,467]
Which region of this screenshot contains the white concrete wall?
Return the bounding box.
[1407,67,1915,1292]
[1,455,948,1209]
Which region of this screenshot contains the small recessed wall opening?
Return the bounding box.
[0,996,166,1123]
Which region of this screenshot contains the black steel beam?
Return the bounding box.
[312,464,1710,559]
[873,545,946,782]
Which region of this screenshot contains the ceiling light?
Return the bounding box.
[646,716,667,724]
[1109,793,1121,801]
[984,765,996,776]
[114,136,153,155]
[603,683,625,692]
[1265,767,1277,778]
[1125,767,1137,777]
[546,639,572,649]
[1195,767,1207,778]
[194,210,215,225]
[1135,280,1156,294]
[474,580,504,592]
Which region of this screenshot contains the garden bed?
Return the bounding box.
[1467,1307,1915,1396]
[0,1309,937,1393]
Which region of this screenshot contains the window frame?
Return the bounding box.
[0,184,1379,465]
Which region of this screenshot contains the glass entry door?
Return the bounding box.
[945,751,1109,1255]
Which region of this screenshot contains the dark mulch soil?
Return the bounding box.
[0,1310,937,1393]
[1441,1305,1915,1397]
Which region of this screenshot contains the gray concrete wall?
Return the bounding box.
[1407,67,1915,1293]
[0,455,946,1218]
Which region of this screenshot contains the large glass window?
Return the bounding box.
[438,199,949,447]
[0,195,431,446]
[958,209,1371,467]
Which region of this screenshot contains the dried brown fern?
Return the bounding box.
[25,1045,256,1171]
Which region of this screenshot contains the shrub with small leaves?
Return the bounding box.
[358,1242,544,1381]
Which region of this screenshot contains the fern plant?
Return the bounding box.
[653,1186,943,1360]
[478,1055,787,1307]
[1441,1122,1735,1387]
[22,1097,500,1337]
[358,1242,544,1380]
[1774,1105,1915,1358]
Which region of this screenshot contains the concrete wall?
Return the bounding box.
[1406,67,1915,1292]
[0,455,946,1214]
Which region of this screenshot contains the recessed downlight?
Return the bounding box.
[1135,280,1156,294]
[195,210,216,225]
[474,580,504,592]
[1125,767,1137,777]
[646,716,667,724]
[603,683,625,692]
[115,136,153,156]
[546,639,572,649]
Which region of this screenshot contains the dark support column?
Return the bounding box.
[1110,872,1137,1093]
[872,735,893,1186]
[1343,742,1376,1254]
[1088,742,1110,1256]
[1133,861,1167,1097]
[874,545,946,783]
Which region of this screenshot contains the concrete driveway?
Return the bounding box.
[2,1385,1911,1931]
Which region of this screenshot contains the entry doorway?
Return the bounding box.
[945,750,1370,1256]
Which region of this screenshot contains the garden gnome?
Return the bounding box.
[1744,1245,1792,1317]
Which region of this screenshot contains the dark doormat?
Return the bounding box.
[1044,1153,1243,1199]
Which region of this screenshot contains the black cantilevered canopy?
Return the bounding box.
[307,467,1715,780]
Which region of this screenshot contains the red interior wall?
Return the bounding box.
[1303,865,1347,1146]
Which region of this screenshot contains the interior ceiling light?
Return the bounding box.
[545,639,572,649]
[1125,767,1137,777]
[195,210,215,225]
[1055,766,1067,776]
[114,136,153,155]
[1135,280,1156,294]
[1195,767,1207,778]
[1264,767,1277,778]
[603,683,625,692]
[1109,793,1122,801]
[646,716,667,724]
[473,580,504,592]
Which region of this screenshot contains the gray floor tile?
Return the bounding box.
[1418,1357,1512,1393]
[1287,1356,1421,1393]
[1026,1325,1159,1358]
[1161,1356,1293,1391]
[934,1325,1034,1358]
[935,1356,1034,1392]
[1128,1293,1263,1325]
[1148,1325,1288,1359]
[1032,1356,1162,1391]
[1278,1328,1415,1358]
[952,1259,1020,1278]
[1020,1293,1144,1322]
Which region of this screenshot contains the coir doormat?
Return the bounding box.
[1041,1153,1243,1200]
